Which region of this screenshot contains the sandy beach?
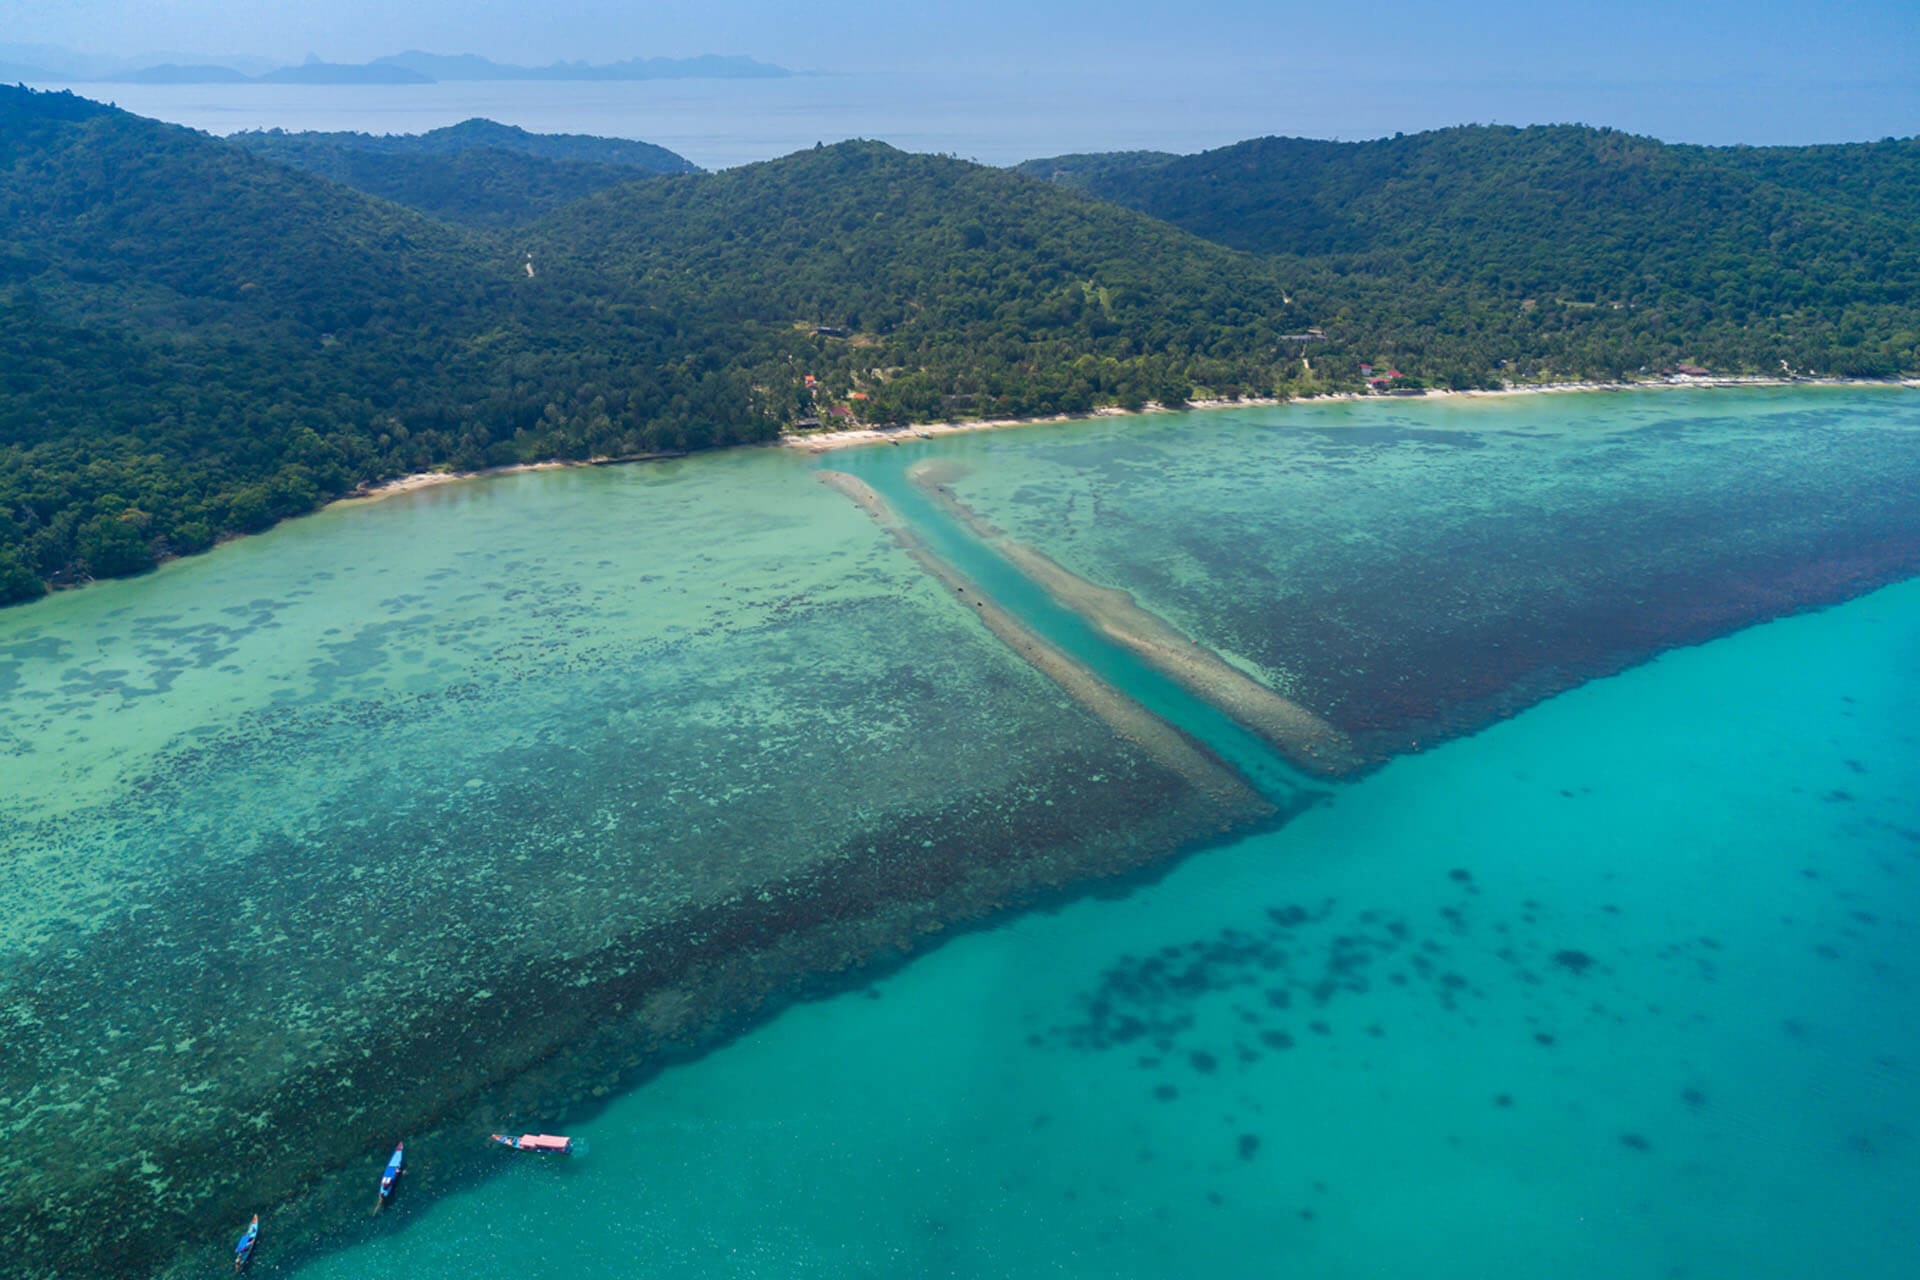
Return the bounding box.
[336,378,1915,496]
[338,451,683,505]
[304,375,1917,520]
[784,398,1279,453]
[784,376,1919,453]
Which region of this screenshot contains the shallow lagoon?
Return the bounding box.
[4,387,1918,1276]
[0,448,1262,1274]
[934,386,1920,758]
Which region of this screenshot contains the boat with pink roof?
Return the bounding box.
[490,1132,574,1156]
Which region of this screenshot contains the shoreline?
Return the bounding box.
[782,375,1919,453]
[336,449,685,505]
[9,377,1911,609]
[296,375,1920,499]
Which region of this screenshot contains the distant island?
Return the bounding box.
[15,48,791,85]
[367,50,791,82]
[248,59,434,85]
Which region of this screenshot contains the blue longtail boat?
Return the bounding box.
[233,1215,258,1271]
[377,1140,404,1208]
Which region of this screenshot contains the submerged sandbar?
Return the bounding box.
[905,386,1920,760]
[819,471,1272,802]
[902,460,1363,776]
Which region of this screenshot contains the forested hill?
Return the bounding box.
[2,94,481,342]
[226,143,661,227]
[226,120,699,227]
[0,89,764,604]
[530,140,1307,423]
[1021,125,1920,380]
[229,119,699,173]
[7,90,1919,608]
[0,93,1311,604]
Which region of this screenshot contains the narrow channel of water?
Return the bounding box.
[833,448,1328,805]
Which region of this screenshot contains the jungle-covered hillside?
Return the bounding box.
[225,119,699,225]
[4,90,1918,604]
[1021,126,1920,383]
[0,92,1305,600]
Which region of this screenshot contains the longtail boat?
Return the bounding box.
[377,1140,404,1208]
[490,1132,573,1156]
[233,1215,259,1271]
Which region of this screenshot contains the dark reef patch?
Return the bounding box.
[990,400,1920,763]
[2,636,1280,1280]
[1552,949,1596,975]
[1043,882,1625,1105]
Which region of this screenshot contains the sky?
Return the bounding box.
[1,1,1915,147]
[3,0,1915,80]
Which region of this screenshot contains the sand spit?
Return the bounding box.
[905,461,1363,778]
[818,471,1261,806]
[817,468,896,523]
[992,539,1362,775]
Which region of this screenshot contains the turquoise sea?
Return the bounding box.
[286,570,1920,1279]
[3,388,1917,1276]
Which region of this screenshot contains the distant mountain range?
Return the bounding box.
[0,41,280,81]
[111,59,433,85]
[2,47,791,85]
[370,51,791,82]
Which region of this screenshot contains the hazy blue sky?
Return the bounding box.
[3,1,1914,150]
[5,0,1917,81]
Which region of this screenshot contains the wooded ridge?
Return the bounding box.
[3,89,1915,603]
